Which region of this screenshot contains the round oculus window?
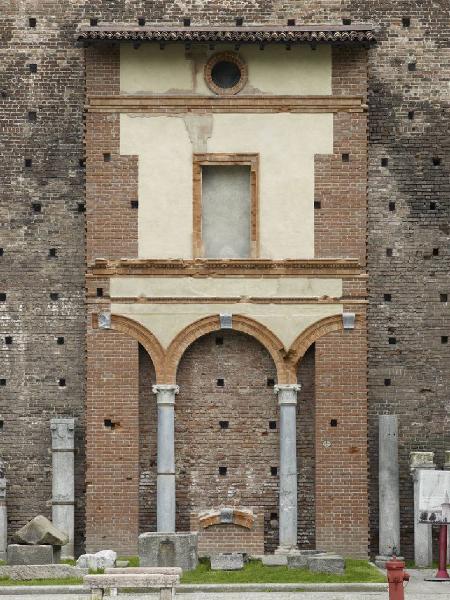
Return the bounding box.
[204,53,247,95]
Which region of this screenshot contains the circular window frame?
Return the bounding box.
[204,52,247,96]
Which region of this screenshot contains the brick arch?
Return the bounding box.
[285,314,344,378]
[110,314,165,383]
[164,314,289,384]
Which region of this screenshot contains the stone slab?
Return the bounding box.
[309,554,345,574]
[0,565,86,580]
[139,532,198,571]
[105,567,182,575]
[15,516,68,547]
[76,550,116,570]
[287,550,326,569]
[83,573,180,588]
[261,554,288,566]
[114,560,129,568]
[210,553,244,571]
[7,545,54,566]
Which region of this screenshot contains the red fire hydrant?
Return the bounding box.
[386,556,410,600]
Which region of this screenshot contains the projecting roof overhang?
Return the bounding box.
[76,24,376,46]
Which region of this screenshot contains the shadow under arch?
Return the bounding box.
[110,314,165,383]
[285,313,344,379]
[164,314,290,384]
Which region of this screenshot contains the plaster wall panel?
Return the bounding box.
[109,277,343,299]
[120,113,333,259]
[110,302,343,349]
[120,44,332,96]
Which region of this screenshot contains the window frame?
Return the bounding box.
[193,153,259,259]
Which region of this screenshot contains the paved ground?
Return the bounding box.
[2,569,450,599]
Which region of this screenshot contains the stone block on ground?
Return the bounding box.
[262,554,288,566]
[76,549,117,570]
[7,544,54,565]
[0,564,87,580]
[115,560,129,568]
[139,532,198,571]
[287,550,325,569]
[210,553,244,570]
[308,554,345,574]
[14,515,69,547]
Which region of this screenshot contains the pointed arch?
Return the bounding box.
[110,314,165,383]
[164,314,290,384]
[285,314,344,378]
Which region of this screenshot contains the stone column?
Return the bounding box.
[152,385,179,533]
[0,460,7,561]
[274,384,301,553]
[50,418,76,559]
[410,451,435,567]
[376,415,401,565]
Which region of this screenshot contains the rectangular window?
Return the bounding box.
[193,154,258,258]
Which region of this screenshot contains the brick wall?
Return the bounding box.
[139,344,157,534]
[192,516,265,556]
[0,4,86,553]
[346,1,450,558]
[4,0,448,563]
[315,309,368,558]
[85,327,140,554]
[315,47,367,264]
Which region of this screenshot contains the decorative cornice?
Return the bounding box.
[87,95,366,114]
[77,24,376,45]
[108,297,366,305]
[89,258,363,278]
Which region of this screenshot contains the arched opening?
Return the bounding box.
[175,329,279,554]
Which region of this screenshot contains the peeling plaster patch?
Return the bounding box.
[182,113,213,153]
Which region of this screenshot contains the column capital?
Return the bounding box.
[50,418,76,450]
[274,384,301,405]
[152,384,180,405]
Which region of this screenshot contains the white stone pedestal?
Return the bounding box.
[410,451,435,567]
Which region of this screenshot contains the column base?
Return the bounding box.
[275,546,300,555]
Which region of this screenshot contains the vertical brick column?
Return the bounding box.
[86,328,139,554]
[315,313,368,558]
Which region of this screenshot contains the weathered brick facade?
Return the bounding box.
[1,1,448,561]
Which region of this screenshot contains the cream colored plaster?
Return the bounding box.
[120,112,333,259]
[120,44,331,96]
[110,277,343,299]
[111,302,343,350]
[120,44,194,94]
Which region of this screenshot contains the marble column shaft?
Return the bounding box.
[153,384,179,533]
[378,415,401,558]
[274,383,301,552]
[50,418,75,559]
